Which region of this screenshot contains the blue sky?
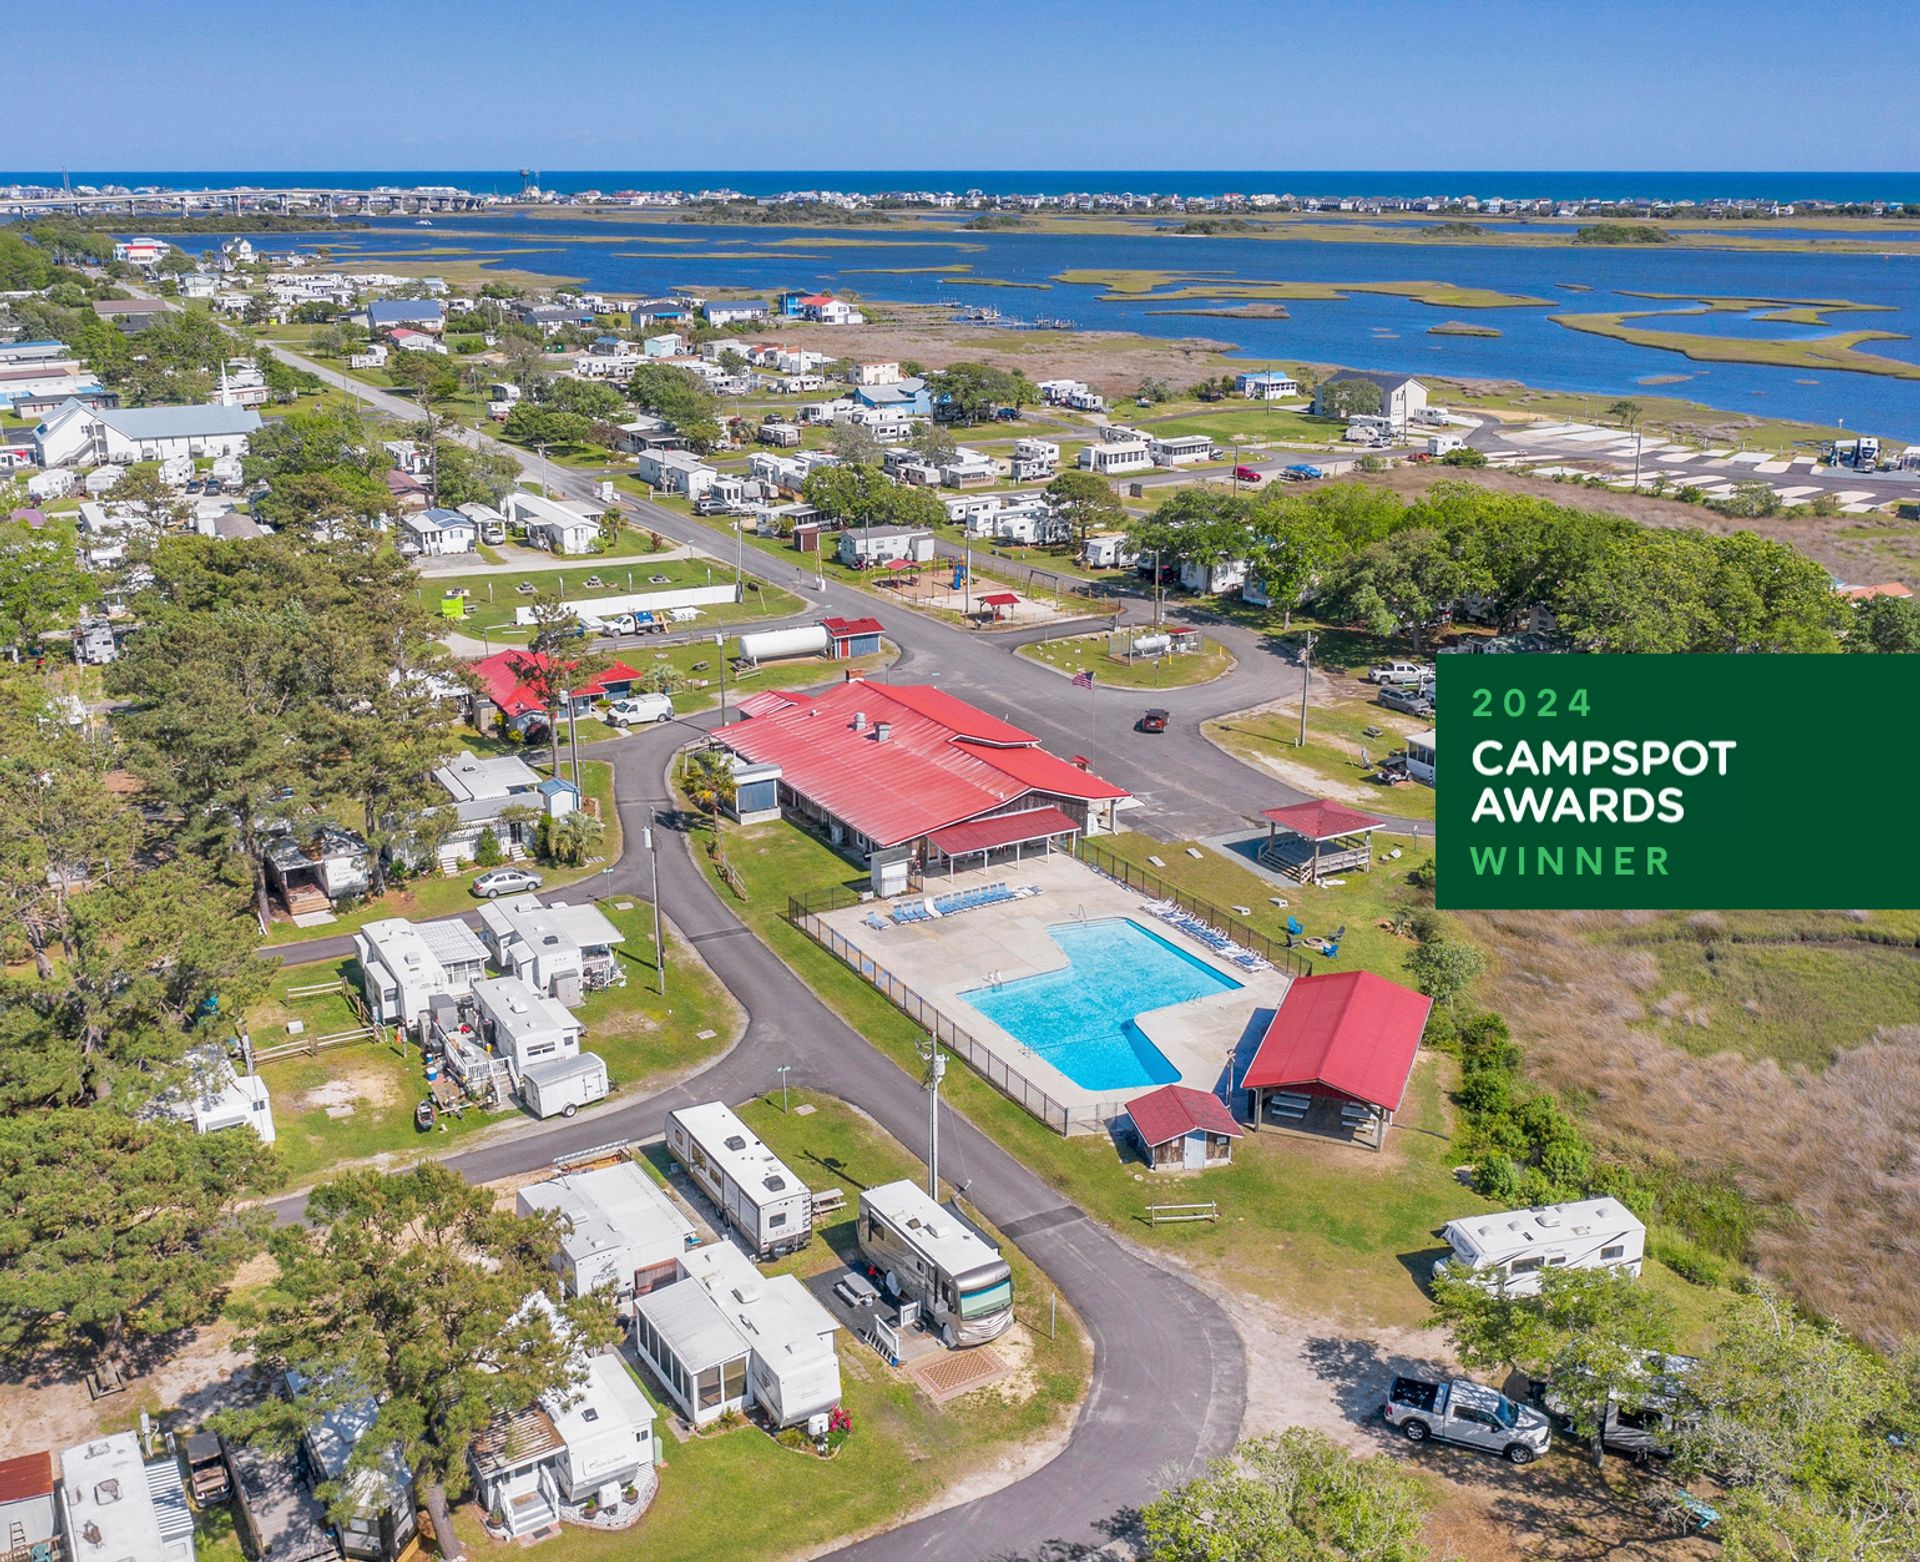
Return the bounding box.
[9,0,1919,172]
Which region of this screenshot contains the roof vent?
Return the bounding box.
[851,710,867,731]
[874,722,891,743]
[1535,1211,1561,1228]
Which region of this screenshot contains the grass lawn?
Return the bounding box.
[1209,700,1438,823]
[453,1090,1089,1562]
[1017,630,1233,689]
[422,559,803,637]
[253,901,737,1184]
[262,754,622,946]
[615,641,896,714]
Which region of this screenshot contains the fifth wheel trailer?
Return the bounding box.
[666,1101,813,1258]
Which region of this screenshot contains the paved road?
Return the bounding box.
[261,333,1342,840]
[266,720,1247,1560]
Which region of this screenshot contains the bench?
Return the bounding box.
[811,1186,847,1216]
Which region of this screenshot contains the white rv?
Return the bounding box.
[1436,1198,1646,1295]
[857,1180,1013,1347]
[666,1101,813,1259]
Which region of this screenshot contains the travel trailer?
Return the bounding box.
[666,1101,814,1259]
[856,1180,1013,1347]
[1435,1198,1646,1295]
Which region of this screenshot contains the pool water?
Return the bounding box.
[961,918,1242,1093]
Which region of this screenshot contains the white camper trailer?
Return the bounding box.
[857,1180,1013,1347]
[1436,1198,1646,1295]
[666,1101,813,1259]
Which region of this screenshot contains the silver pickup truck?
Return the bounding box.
[1383,1375,1552,1465]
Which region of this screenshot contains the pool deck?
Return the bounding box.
[815,854,1290,1122]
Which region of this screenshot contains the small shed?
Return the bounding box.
[1241,970,1431,1151]
[1127,1084,1243,1171]
[1257,800,1385,884]
[822,615,884,659]
[791,520,823,553]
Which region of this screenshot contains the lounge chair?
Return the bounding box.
[1321,941,1340,959]
[1286,916,1304,936]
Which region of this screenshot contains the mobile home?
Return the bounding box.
[1436,1198,1646,1295]
[666,1101,813,1259]
[856,1180,1013,1347]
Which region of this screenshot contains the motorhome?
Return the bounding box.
[856,1180,1013,1347]
[1436,1198,1646,1295]
[665,1101,813,1259]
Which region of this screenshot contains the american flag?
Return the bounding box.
[1072,669,1095,689]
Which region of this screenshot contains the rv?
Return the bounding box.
[857,1180,1013,1347]
[1435,1198,1646,1295]
[666,1101,813,1258]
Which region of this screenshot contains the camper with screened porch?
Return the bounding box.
[666,1101,814,1259]
[1434,1198,1645,1296]
[857,1180,1013,1347]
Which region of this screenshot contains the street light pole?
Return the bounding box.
[921,1039,945,1200]
[645,812,665,997]
[777,1064,792,1113]
[1297,629,1318,749]
[715,633,729,723]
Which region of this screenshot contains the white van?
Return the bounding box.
[605,692,673,727]
[1436,1199,1645,1295]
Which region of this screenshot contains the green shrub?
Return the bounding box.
[474,827,504,868]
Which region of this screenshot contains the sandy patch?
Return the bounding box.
[296,1062,399,1115]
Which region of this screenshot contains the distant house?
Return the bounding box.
[634,447,719,500]
[365,299,445,334]
[1149,433,1214,467]
[384,468,431,510]
[519,302,596,333]
[851,376,931,418]
[503,490,604,555]
[1236,370,1302,400]
[1078,438,1153,475]
[91,297,168,332]
[641,332,687,358]
[112,237,168,268]
[1179,557,1246,595]
[836,525,935,568]
[1312,371,1429,430]
[401,507,478,556]
[262,824,371,916]
[467,649,642,738]
[704,298,769,326]
[793,293,863,325]
[32,398,261,468]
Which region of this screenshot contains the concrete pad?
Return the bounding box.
[1657,452,1698,463]
[1833,490,1878,505]
[1775,486,1820,502]
[1725,452,1769,466]
[1755,461,1791,474]
[1703,448,1736,458]
[816,856,1289,1127]
[1842,503,1877,515]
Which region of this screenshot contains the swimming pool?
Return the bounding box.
[960,918,1242,1093]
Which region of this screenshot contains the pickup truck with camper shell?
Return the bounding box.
[1383,1375,1552,1464]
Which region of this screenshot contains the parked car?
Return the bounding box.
[1232,465,1264,485]
[1138,707,1169,734]
[1369,661,1428,686]
[605,692,674,727]
[471,867,544,899]
[1384,1376,1551,1465]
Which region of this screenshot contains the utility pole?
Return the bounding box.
[564,692,582,785]
[920,1038,945,1200]
[1297,629,1318,749]
[714,633,729,722]
[1633,430,1643,491]
[645,812,665,996]
[777,1064,792,1113]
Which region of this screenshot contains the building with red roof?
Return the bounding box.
[821,615,884,658]
[1241,970,1431,1150]
[0,1449,56,1552]
[712,678,1128,869]
[468,649,644,736]
[1127,1084,1243,1172]
[1259,800,1385,884]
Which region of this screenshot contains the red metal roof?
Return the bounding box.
[713,680,1125,848]
[470,650,643,719]
[977,591,1020,607]
[960,740,1131,801]
[1241,970,1431,1111]
[0,1450,53,1502]
[876,685,1034,746]
[928,805,1078,857]
[1127,1084,1244,1147]
[734,689,806,719]
[822,616,883,637]
[1260,800,1386,840]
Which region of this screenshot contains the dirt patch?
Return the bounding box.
[762,307,1239,396]
[296,1061,399,1115]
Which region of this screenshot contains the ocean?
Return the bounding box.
[8,169,1920,204]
